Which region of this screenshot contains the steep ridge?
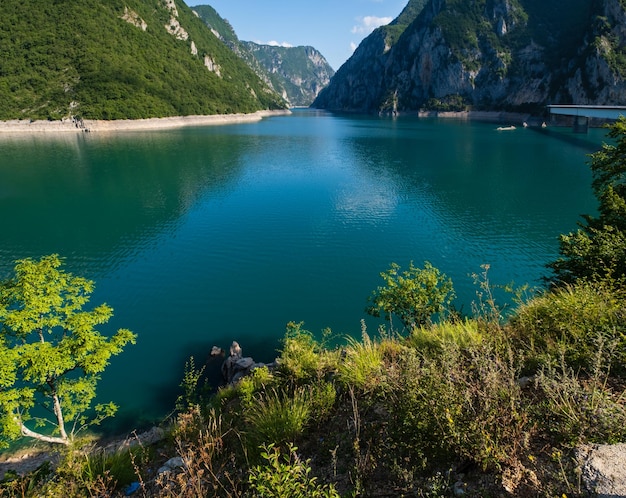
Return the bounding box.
[192,5,334,106]
[0,0,286,120]
[313,0,626,114]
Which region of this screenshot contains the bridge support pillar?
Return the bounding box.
[573,115,589,134]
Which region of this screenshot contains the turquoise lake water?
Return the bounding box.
[0,110,603,430]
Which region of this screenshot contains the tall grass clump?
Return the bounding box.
[277,322,339,382]
[244,388,312,453]
[336,324,384,391]
[406,319,484,355]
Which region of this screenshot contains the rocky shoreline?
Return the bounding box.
[0,110,291,134]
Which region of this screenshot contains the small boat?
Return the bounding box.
[496,125,516,131]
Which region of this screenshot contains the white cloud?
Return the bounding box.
[255,40,294,48]
[351,15,393,35]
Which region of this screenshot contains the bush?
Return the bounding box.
[382,340,529,471]
[509,279,626,373]
[248,443,340,498]
[367,261,456,331]
[535,349,626,446]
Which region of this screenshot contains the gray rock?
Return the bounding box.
[210,346,224,357]
[578,443,626,497]
[219,341,276,385]
[157,456,185,476]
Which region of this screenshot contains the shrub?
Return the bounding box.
[366,261,456,331]
[160,407,244,497]
[509,279,626,372]
[383,340,529,471]
[248,443,340,498]
[535,348,626,446]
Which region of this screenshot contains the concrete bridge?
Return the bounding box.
[547,105,626,132]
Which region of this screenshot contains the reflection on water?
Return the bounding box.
[0,111,601,431]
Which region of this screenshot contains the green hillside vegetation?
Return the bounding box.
[0,0,285,121]
[189,5,239,48]
[379,0,429,47]
[3,121,626,496]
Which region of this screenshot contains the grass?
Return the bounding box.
[3,275,626,497]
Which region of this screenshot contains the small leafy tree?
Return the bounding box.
[550,117,626,283]
[0,254,136,447]
[366,261,455,330]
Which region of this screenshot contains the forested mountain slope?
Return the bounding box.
[0,0,286,120]
[313,0,626,114]
[192,5,334,106]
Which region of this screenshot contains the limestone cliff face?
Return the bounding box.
[313,0,626,113]
[193,5,334,106]
[241,43,334,106]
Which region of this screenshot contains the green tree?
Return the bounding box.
[366,261,456,330]
[0,255,136,447]
[549,117,626,284]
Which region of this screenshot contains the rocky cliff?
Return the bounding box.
[193,5,334,106]
[313,0,626,114]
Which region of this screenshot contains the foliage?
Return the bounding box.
[248,443,340,498]
[550,118,626,283]
[0,0,285,120]
[366,261,456,330]
[277,322,338,382]
[510,278,626,373]
[381,340,530,472]
[423,95,469,112]
[0,255,136,447]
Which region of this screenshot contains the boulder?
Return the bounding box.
[217,341,276,385]
[578,443,626,497]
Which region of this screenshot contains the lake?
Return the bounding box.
[0,110,602,431]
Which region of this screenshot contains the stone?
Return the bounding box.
[578,443,626,497]
[157,456,185,476]
[218,341,276,385]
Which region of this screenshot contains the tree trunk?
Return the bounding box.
[20,423,68,445]
[51,393,68,441]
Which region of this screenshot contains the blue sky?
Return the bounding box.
[183,0,409,70]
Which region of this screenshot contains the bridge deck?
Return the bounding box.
[548,105,626,120]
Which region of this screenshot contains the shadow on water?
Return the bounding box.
[527,125,609,153]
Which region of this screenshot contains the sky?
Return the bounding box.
[183,0,409,70]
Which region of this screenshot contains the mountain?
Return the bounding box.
[313,0,626,114]
[192,5,334,107]
[0,0,286,121]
